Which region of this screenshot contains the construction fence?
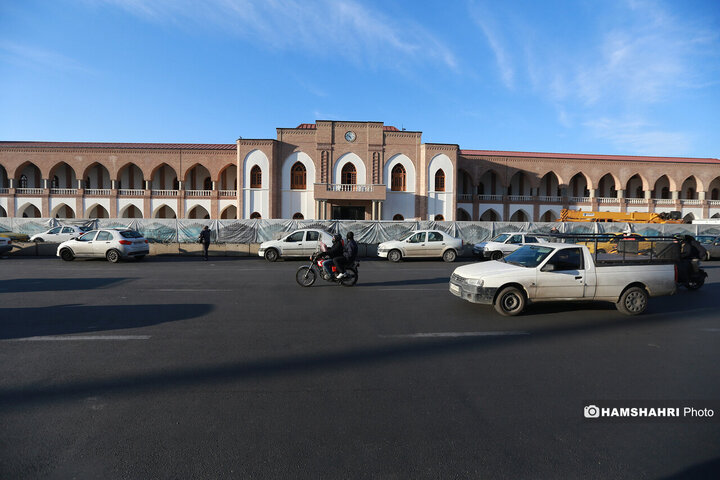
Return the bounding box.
[2,218,719,245]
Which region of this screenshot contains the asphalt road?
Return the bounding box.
[1,255,720,479]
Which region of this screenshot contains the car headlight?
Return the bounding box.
[465,278,484,287]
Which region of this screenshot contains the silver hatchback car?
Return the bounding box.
[57,228,150,263]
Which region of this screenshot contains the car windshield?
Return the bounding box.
[120,230,143,239]
[492,234,510,242]
[503,245,555,268]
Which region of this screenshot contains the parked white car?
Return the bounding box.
[258,229,333,262]
[450,243,676,316]
[0,236,12,257]
[378,230,463,262]
[30,225,89,243]
[57,228,149,263]
[473,232,546,260]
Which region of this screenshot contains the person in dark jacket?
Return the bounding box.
[198,225,211,260]
[323,234,344,276]
[335,231,358,278]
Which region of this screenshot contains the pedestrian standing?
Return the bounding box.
[198,225,211,260]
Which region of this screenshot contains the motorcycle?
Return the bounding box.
[678,258,707,290]
[296,250,359,287]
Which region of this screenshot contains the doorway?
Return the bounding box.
[332,206,365,220]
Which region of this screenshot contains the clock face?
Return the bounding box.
[344,131,356,142]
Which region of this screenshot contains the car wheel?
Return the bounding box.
[494,286,526,316]
[34,238,44,243]
[295,266,316,287]
[387,249,402,263]
[616,286,648,315]
[265,248,279,262]
[490,251,503,261]
[60,248,74,261]
[106,249,121,263]
[442,249,457,262]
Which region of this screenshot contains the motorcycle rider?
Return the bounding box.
[679,234,706,283]
[323,234,344,278]
[336,231,358,279]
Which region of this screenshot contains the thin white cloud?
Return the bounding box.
[92,0,457,70]
[467,4,514,88]
[0,42,94,74]
[584,117,693,156]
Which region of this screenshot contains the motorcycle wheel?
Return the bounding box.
[686,277,704,290]
[295,266,316,287]
[339,268,358,287]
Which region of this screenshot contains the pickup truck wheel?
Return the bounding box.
[442,249,457,262]
[494,286,526,316]
[387,249,402,263]
[616,286,648,315]
[490,251,503,261]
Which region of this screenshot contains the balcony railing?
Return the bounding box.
[655,199,675,205]
[219,190,237,197]
[457,194,473,203]
[186,190,212,197]
[0,188,9,194]
[85,188,111,195]
[151,189,179,196]
[507,195,533,202]
[326,184,376,192]
[708,200,720,206]
[597,197,619,204]
[626,198,647,204]
[537,196,562,202]
[118,189,145,196]
[477,194,503,201]
[50,188,78,195]
[15,188,44,195]
[681,199,701,205]
[569,197,590,202]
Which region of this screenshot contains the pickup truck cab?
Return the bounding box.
[473,232,546,260]
[450,243,676,316]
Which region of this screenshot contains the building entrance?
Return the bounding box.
[332,206,365,220]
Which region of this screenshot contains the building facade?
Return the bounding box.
[1,120,719,221]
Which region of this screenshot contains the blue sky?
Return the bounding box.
[1,0,719,158]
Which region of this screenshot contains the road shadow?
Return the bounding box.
[0,303,214,340]
[0,296,714,410]
[0,277,132,294]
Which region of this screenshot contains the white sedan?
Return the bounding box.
[472,232,546,260]
[378,230,463,262]
[258,229,333,262]
[57,228,149,263]
[30,225,89,243]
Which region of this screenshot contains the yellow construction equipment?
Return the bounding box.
[558,209,685,223]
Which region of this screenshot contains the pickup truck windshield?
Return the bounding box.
[504,245,554,268]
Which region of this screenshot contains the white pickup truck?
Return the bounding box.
[450,242,677,316]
